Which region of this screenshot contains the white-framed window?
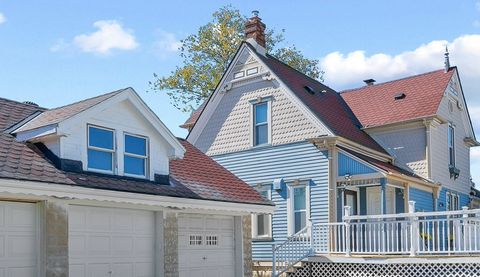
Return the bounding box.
[448,124,455,167]
[87,125,115,173]
[189,234,203,246]
[246,67,259,76]
[253,101,270,146]
[287,182,310,235]
[205,235,218,246]
[446,191,460,211]
[252,185,272,239]
[124,133,148,177]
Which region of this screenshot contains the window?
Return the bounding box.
[446,192,460,211]
[288,184,310,235]
[87,125,115,172]
[448,124,455,167]
[189,235,203,246]
[124,134,148,177]
[233,71,244,79]
[205,235,218,246]
[246,67,258,76]
[252,186,272,239]
[253,102,269,146]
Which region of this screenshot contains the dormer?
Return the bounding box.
[10,88,185,181]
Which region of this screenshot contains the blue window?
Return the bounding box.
[293,186,307,233]
[253,102,268,146]
[124,134,148,177]
[87,126,114,172]
[253,187,272,238]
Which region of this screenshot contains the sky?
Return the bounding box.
[1,1,480,181]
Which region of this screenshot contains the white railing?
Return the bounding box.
[314,202,480,256]
[272,202,480,276]
[272,221,313,277]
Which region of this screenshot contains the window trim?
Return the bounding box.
[87,124,116,174]
[446,191,460,211]
[252,185,273,240]
[123,132,149,178]
[448,123,456,167]
[287,181,311,236]
[251,99,272,147]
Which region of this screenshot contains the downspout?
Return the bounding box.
[424,119,432,180]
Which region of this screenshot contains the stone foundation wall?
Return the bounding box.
[45,201,69,277]
[164,212,179,277]
[242,215,253,277]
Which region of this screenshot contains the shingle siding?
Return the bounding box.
[213,141,329,261]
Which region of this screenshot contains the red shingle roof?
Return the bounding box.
[14,88,126,132]
[180,101,206,129]
[254,50,387,154]
[341,68,455,128]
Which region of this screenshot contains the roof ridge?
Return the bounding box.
[0,96,47,110]
[340,67,453,94]
[45,87,128,111]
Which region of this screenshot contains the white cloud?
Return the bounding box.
[52,20,138,55]
[73,20,138,55]
[152,30,181,59]
[0,13,6,24]
[320,34,480,183]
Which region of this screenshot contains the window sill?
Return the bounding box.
[251,143,272,149]
[252,237,273,242]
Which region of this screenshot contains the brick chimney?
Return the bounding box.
[245,10,266,54]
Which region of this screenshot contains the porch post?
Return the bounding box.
[408,201,418,256]
[343,206,351,257]
[380,179,387,214]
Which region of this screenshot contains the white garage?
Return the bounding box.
[0,201,39,277]
[178,214,235,277]
[69,205,156,277]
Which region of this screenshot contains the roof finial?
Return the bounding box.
[444,45,450,72]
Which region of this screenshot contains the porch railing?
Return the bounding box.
[272,202,480,277]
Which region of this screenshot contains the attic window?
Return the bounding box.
[394,93,406,100]
[304,86,316,95]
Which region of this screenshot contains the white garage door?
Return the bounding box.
[178,214,235,277]
[69,205,155,277]
[0,201,38,277]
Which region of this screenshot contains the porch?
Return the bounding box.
[272,202,480,277]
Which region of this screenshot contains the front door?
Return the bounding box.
[344,190,358,216]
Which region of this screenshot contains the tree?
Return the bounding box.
[150,5,322,112]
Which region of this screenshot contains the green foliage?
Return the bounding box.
[150,5,322,112]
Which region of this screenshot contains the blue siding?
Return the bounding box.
[338,152,377,176]
[213,141,329,261]
[409,187,434,212]
[436,188,471,211]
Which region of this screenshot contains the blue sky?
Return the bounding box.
[1,1,480,179]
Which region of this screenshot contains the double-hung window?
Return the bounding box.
[288,184,309,235]
[253,102,269,146]
[446,192,459,211]
[448,124,455,167]
[252,186,272,239]
[87,125,115,172]
[124,134,148,177]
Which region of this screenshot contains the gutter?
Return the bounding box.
[0,178,275,215]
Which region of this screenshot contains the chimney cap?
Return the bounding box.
[363,79,376,86]
[251,10,259,17]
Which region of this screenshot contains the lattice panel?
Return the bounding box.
[287,262,480,277]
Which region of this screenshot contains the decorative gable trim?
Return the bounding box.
[187,42,334,145]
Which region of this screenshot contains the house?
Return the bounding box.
[183,12,480,276]
[0,87,274,277]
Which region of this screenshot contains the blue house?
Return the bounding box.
[182,12,479,270]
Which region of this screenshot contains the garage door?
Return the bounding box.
[178,214,235,277]
[0,201,38,277]
[69,205,155,277]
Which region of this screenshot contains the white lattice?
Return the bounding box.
[287,262,480,277]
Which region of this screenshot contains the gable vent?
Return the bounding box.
[304,86,316,95]
[394,92,406,100]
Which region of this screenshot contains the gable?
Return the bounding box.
[191,46,331,155]
[338,152,378,176]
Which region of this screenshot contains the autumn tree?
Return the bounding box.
[150,5,322,112]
